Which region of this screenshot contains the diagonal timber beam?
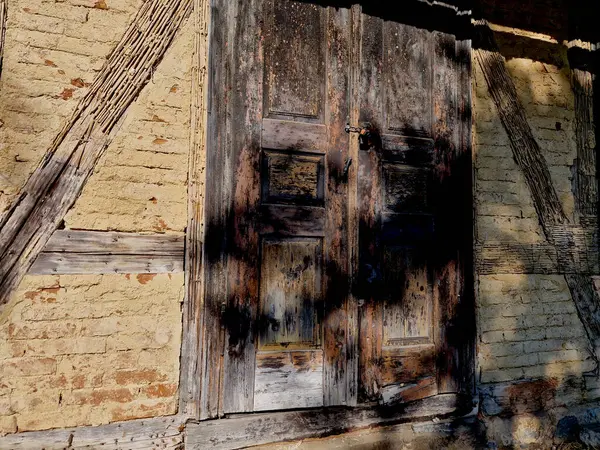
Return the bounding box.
[474,20,600,363]
[0,0,193,308]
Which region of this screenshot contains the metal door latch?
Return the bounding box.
[342,157,352,178]
[345,122,374,150]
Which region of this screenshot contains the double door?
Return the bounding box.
[202,0,472,416]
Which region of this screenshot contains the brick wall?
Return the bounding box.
[0,273,183,434]
[0,0,142,215]
[473,27,599,443]
[0,0,194,436]
[63,19,193,233]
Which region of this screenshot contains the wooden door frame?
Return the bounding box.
[179,0,475,421]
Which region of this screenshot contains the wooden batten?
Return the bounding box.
[477,230,599,275]
[0,396,473,449]
[179,0,210,419]
[0,0,193,308]
[0,0,6,76]
[28,230,184,275]
[571,65,597,218]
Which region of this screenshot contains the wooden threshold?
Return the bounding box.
[185,394,472,450]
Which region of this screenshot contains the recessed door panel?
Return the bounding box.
[259,238,322,349]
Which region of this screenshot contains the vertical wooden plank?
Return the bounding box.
[0,0,6,77]
[200,0,231,419]
[571,65,597,218]
[221,0,263,414]
[323,5,351,406]
[432,31,459,393]
[346,3,362,408]
[357,12,383,402]
[179,0,210,419]
[456,37,475,396]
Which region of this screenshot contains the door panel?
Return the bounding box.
[204,0,470,417]
[259,238,322,349]
[216,0,352,414]
[357,15,442,404]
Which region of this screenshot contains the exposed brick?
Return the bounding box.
[0,358,57,377]
[71,387,135,406]
[142,383,178,399]
[113,369,168,386]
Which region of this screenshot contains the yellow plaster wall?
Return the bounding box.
[0,0,142,216]
[0,273,183,434]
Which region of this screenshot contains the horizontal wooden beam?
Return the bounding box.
[28,230,184,275]
[476,236,598,275]
[0,416,184,449]
[185,394,469,450]
[0,394,472,449]
[43,230,184,255]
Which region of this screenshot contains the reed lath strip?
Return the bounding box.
[0,0,193,309]
[0,0,6,76]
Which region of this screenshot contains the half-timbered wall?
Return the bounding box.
[0,0,195,434]
[473,25,599,446]
[0,0,599,446]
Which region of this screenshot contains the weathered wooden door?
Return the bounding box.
[356,12,468,404]
[203,0,471,417]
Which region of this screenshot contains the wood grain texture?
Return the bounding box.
[28,230,185,275]
[185,394,466,450]
[200,0,233,418]
[380,376,437,405]
[29,253,183,275]
[262,151,324,206]
[262,119,327,153]
[254,351,324,411]
[220,0,263,415]
[357,12,384,402]
[264,1,324,119]
[572,66,597,217]
[29,230,185,274]
[477,236,598,275]
[383,22,432,137]
[258,205,325,237]
[345,3,362,409]
[0,416,183,449]
[41,230,184,255]
[179,0,210,419]
[380,346,436,385]
[0,0,193,309]
[323,6,351,407]
[259,239,321,348]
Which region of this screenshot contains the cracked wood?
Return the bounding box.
[0,0,192,308]
[27,230,184,275]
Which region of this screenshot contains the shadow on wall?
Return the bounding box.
[471,7,600,447]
